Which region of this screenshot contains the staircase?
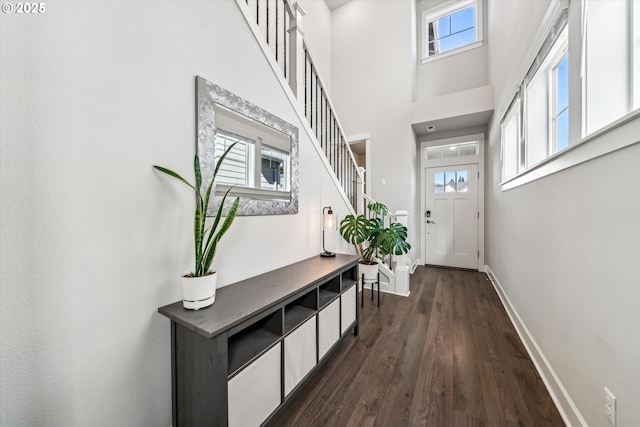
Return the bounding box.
[236,0,361,212]
[235,0,411,295]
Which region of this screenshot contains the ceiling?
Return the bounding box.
[412,110,493,138]
[324,0,352,11]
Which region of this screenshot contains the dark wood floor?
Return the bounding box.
[272,266,565,427]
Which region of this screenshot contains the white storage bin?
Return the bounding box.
[318,298,340,360]
[284,316,317,396]
[228,343,281,427]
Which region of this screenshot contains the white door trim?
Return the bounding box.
[348,134,371,197]
[419,133,485,270]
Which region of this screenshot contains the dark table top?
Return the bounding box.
[158,254,359,338]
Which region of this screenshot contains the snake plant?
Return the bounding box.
[154,143,240,277]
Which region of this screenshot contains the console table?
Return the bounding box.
[158,254,360,427]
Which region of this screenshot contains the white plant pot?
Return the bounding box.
[359,262,379,283]
[181,272,217,310]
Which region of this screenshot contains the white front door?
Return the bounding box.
[424,164,478,269]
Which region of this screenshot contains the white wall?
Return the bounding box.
[331,0,420,261]
[0,2,351,426]
[486,1,640,426]
[415,0,489,101]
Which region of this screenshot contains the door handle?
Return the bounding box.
[426,219,436,224]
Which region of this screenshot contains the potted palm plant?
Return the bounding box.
[339,202,410,281]
[154,143,240,310]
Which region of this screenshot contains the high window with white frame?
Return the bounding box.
[501,98,521,181]
[500,5,569,182]
[583,0,640,135]
[552,53,569,152]
[421,0,483,62]
[524,21,569,168]
[499,0,640,190]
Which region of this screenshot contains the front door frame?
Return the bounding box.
[419,133,485,270]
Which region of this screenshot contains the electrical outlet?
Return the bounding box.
[604,387,616,426]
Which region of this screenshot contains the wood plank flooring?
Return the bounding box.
[271,266,565,427]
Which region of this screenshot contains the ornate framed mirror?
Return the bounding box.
[197,76,299,216]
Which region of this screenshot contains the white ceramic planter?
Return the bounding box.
[359,262,379,282]
[181,272,217,310]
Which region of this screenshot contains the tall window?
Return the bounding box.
[524,19,568,169]
[502,99,521,181]
[502,8,568,180]
[500,0,640,188]
[584,0,639,135]
[422,0,483,61]
[552,54,569,152]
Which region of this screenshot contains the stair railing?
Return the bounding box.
[240,0,363,211]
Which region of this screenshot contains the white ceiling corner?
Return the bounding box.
[324,0,352,11]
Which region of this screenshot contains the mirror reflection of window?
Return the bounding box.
[197,77,299,215]
[260,146,289,192]
[213,103,291,199]
[215,130,254,188]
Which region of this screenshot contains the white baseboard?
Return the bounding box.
[484,265,588,427]
[410,258,420,274]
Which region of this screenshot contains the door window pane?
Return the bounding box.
[445,171,457,192]
[435,170,471,193]
[456,171,468,192]
[434,172,444,193]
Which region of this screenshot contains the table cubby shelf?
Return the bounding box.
[318,289,340,308]
[228,309,282,376]
[284,305,316,334]
[158,254,360,427]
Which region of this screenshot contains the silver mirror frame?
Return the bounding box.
[197,76,299,216]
